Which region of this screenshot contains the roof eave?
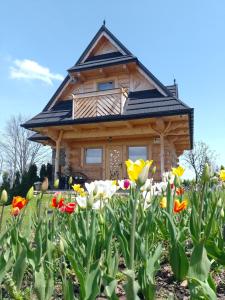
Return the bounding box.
[21,108,193,129]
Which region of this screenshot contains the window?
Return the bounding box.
[128,146,147,161]
[85,148,102,164]
[97,81,114,91]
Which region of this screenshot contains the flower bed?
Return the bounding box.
[0,161,225,299]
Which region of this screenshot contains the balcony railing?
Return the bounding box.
[72,88,128,119]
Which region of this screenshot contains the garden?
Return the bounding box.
[0,159,225,299]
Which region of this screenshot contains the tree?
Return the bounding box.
[0,172,10,192]
[181,141,217,182]
[11,164,39,198]
[46,163,53,182]
[0,114,50,184]
[40,164,47,181]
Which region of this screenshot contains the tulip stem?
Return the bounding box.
[0,205,5,234]
[199,181,206,234]
[130,190,139,270]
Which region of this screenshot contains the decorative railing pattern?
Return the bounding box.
[72,88,128,119]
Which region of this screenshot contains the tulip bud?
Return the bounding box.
[138,163,151,187]
[54,179,59,189]
[87,195,93,209]
[26,186,34,201]
[202,163,210,182]
[152,166,156,175]
[59,237,65,253]
[221,208,224,218]
[68,176,73,186]
[41,177,49,192]
[56,192,62,202]
[99,213,105,225]
[174,175,181,187]
[0,189,8,204]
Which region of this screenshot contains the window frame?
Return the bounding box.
[127,145,148,162]
[85,147,103,165]
[97,80,115,91]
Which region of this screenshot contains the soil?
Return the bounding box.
[1,263,225,299]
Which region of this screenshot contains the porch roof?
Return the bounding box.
[22,89,194,148]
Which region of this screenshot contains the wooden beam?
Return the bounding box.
[160,134,165,176]
[54,130,63,180]
[63,125,157,139]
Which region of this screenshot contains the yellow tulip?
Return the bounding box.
[160,197,167,208]
[220,170,225,181]
[172,166,185,177]
[125,159,153,185]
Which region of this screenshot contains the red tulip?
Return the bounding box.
[51,197,64,208]
[11,207,20,217]
[60,202,76,214]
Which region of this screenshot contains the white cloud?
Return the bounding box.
[10,59,64,85]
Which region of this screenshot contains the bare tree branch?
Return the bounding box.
[0,114,51,184]
[181,141,217,182]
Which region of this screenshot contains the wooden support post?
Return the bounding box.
[160,134,165,176]
[54,130,63,180]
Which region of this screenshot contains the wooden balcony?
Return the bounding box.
[72,88,128,119]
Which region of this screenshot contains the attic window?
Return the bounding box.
[97,81,114,91]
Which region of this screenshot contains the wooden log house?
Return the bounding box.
[22,24,194,182]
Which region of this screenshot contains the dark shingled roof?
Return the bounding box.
[28,133,50,142]
[68,55,137,72]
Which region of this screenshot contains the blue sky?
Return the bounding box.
[1,0,225,167]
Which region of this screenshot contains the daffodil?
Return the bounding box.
[72,184,85,196]
[220,170,225,181]
[125,159,153,186]
[172,166,185,177]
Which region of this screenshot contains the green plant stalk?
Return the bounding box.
[199,181,207,235]
[130,189,139,270]
[0,205,5,233]
[37,191,44,221]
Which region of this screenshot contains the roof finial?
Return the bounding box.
[103,19,106,26]
[173,75,176,85]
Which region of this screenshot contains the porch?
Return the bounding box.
[43,115,190,182]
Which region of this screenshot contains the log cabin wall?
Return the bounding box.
[61,136,177,182]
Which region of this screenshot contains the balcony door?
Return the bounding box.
[106,145,123,180]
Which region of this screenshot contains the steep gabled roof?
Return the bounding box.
[74,24,133,65]
[43,25,175,112]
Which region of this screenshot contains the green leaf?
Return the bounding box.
[12,245,27,289]
[63,278,75,300]
[67,254,86,300]
[85,260,101,300]
[170,242,189,281]
[204,200,217,240]
[34,265,46,300]
[123,269,140,300]
[102,274,119,300]
[0,255,13,284]
[205,239,225,265]
[188,277,217,300]
[162,211,177,244]
[166,182,173,215]
[188,242,211,281]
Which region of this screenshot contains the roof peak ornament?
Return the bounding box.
[103,19,106,26]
